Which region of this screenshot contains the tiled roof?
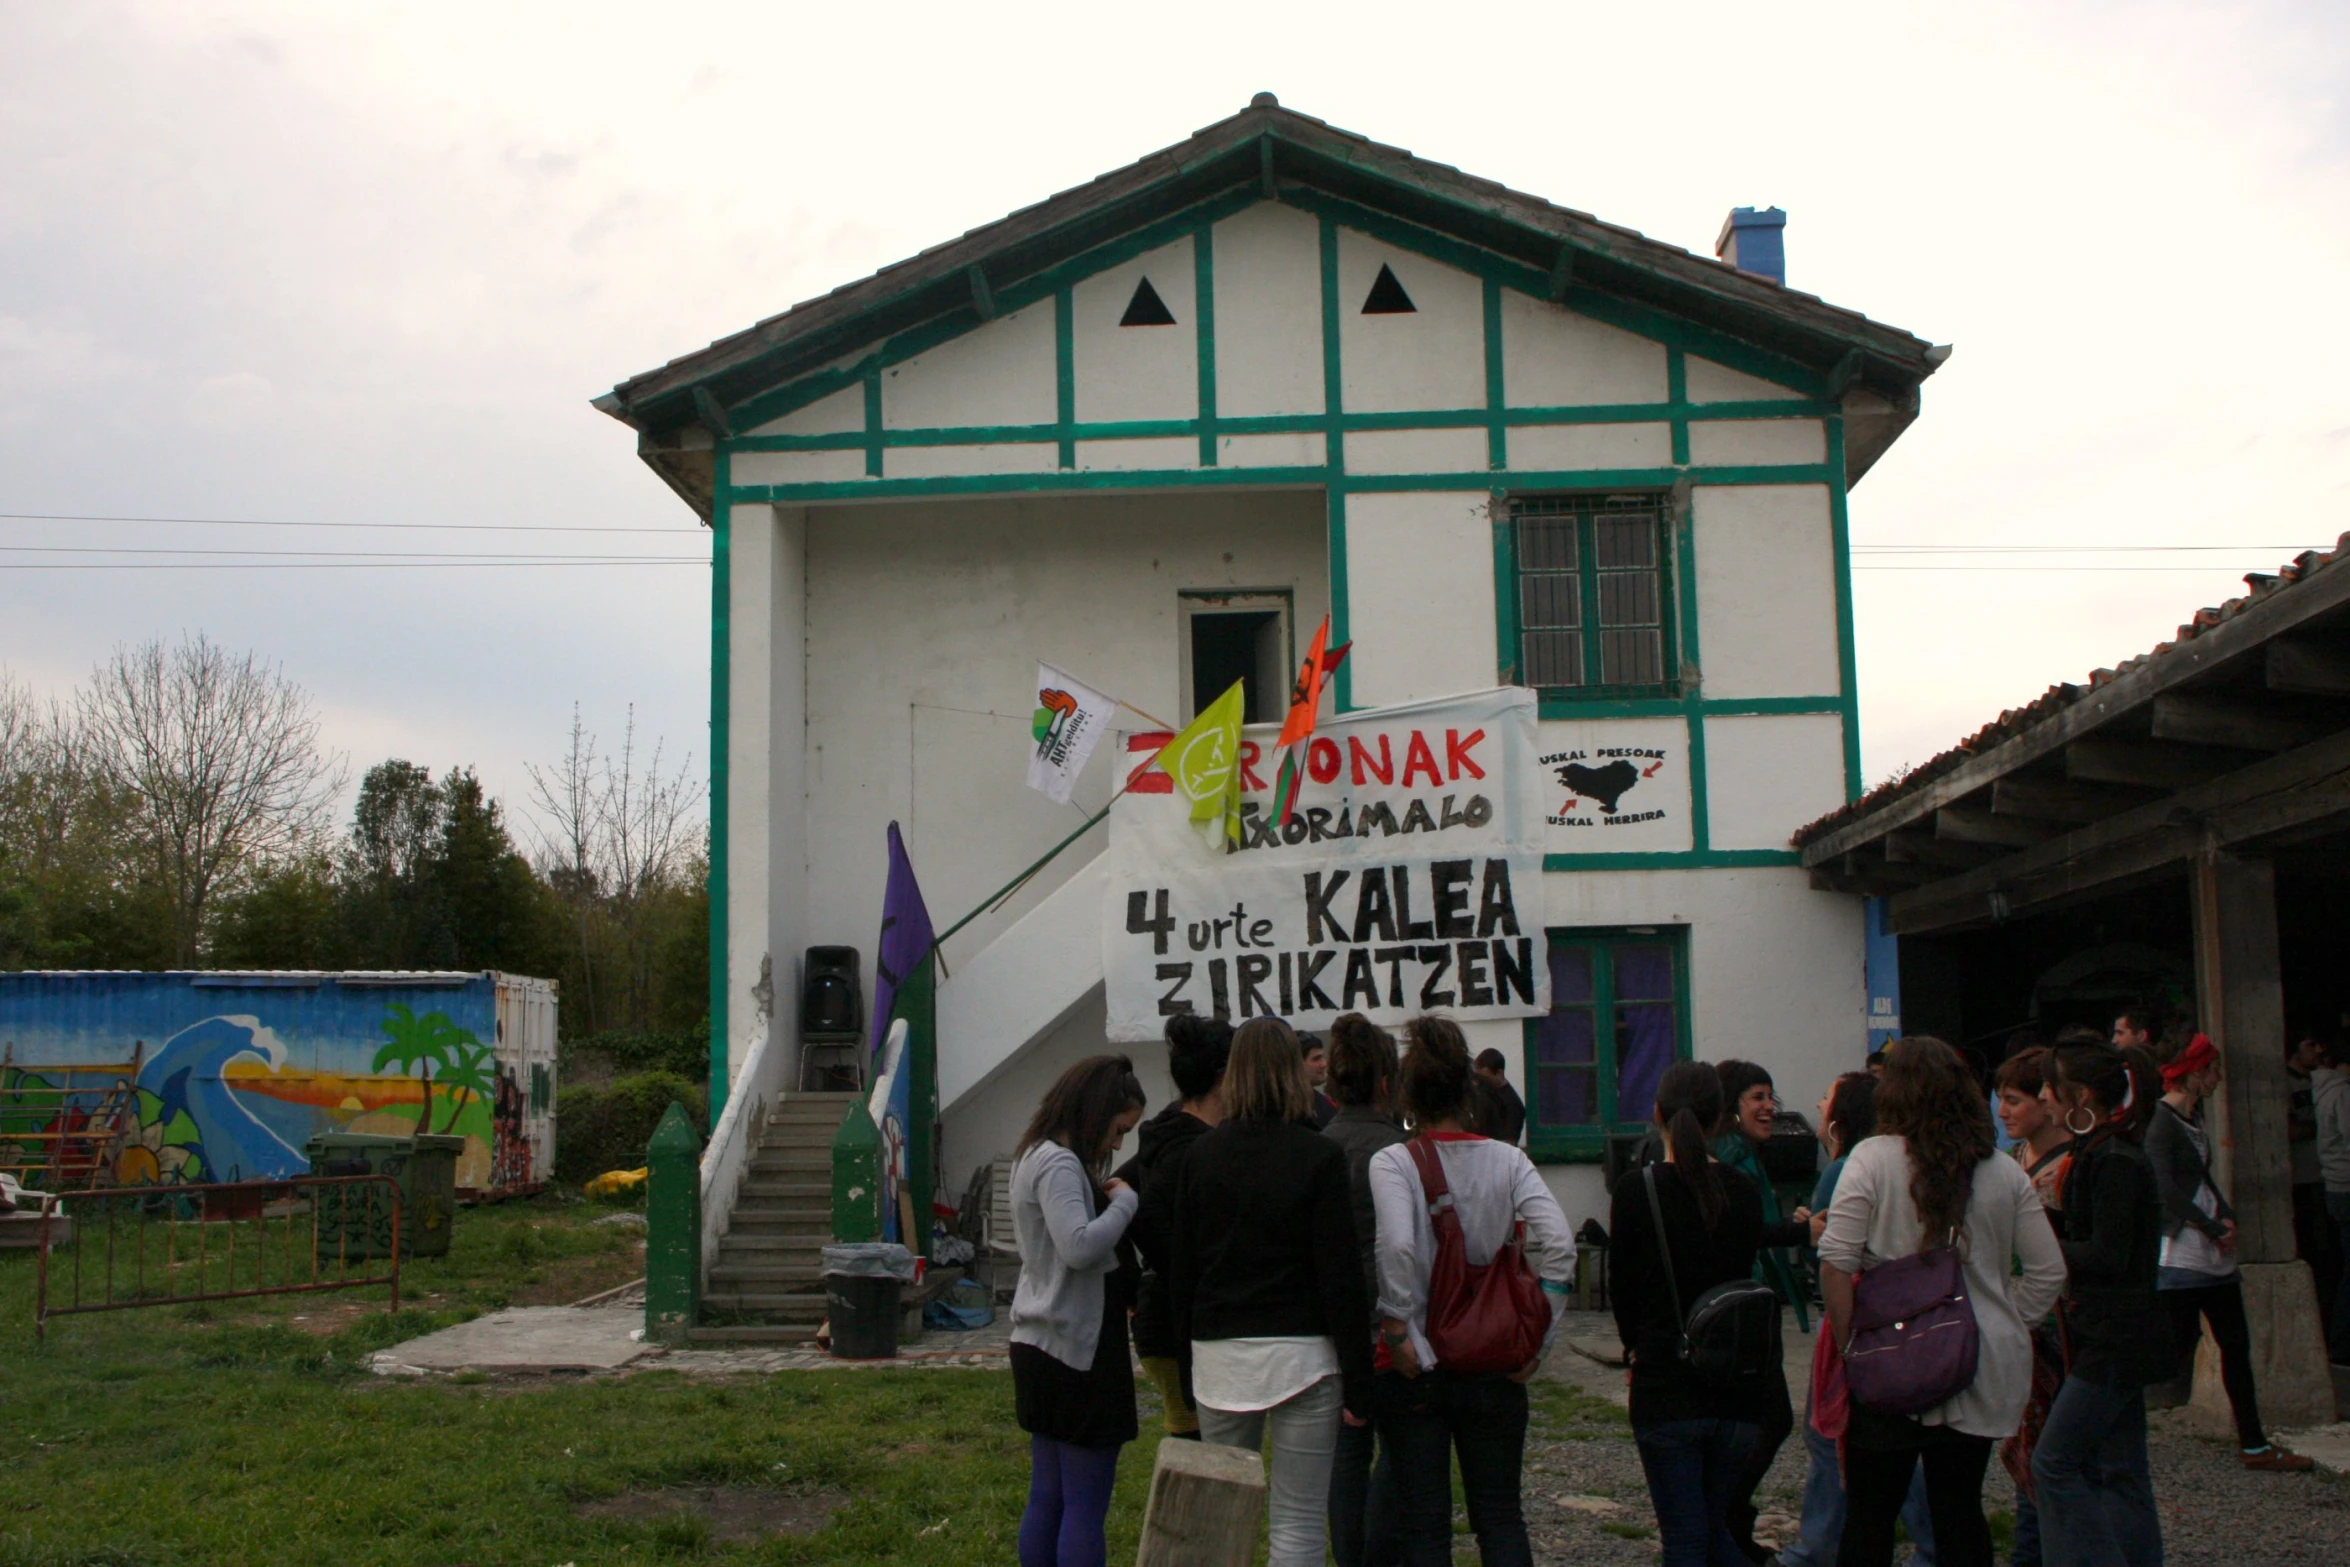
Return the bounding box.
[1791,532,2350,848]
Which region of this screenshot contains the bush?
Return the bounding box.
[560,1023,709,1084]
[555,1070,704,1186]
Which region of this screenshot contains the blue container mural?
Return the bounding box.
[0,972,557,1192]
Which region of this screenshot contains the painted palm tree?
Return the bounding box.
[373,1005,495,1136]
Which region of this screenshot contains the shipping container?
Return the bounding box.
[0,971,556,1197]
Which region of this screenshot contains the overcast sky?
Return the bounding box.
[4,0,2347,843]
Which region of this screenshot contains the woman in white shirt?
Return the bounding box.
[1818,1037,2066,1567]
[1369,1018,1575,1567]
[1008,1055,1147,1567]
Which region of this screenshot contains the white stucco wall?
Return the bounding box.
[1073,239,1198,424]
[1340,491,1497,706]
[1692,484,1841,700]
[1210,202,1324,417]
[797,489,1329,1003]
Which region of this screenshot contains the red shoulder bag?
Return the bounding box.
[1407,1137,1551,1374]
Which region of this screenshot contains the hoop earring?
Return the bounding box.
[2065,1107,2097,1137]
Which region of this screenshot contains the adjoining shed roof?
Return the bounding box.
[1794,535,2350,934]
[596,96,1944,517]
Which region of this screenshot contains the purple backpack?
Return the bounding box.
[1843,1241,1980,1416]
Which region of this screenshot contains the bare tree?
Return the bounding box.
[78,635,344,963]
[527,706,605,1027]
[525,704,703,1031]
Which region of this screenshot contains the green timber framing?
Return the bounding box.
[599,101,1939,1118]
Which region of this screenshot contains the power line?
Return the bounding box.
[0,560,710,571]
[0,543,704,561]
[0,510,694,536]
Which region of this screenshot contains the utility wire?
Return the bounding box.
[0,544,703,560]
[0,510,693,535]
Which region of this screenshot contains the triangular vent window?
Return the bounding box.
[1361,264,1416,315]
[1120,277,1177,327]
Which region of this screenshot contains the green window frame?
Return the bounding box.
[1495,492,1679,701]
[1524,926,1692,1162]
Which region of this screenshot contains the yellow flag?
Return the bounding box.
[1155,679,1247,849]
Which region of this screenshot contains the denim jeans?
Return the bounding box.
[2328,1192,2350,1361]
[2011,1488,2042,1567]
[1632,1416,1759,1567]
[1376,1369,1534,1567]
[1200,1374,1343,1567]
[1777,1419,1939,1567]
[1329,1392,1401,1567]
[2029,1377,2163,1567]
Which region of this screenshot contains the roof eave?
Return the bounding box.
[599,101,1944,508]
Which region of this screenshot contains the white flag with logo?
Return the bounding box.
[1027,663,1120,803]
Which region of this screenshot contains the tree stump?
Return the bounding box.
[1135,1437,1265,1567]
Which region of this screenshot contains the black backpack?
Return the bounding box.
[1642,1165,1781,1386]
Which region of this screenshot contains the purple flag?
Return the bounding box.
[870,822,935,1063]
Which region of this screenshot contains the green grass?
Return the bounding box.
[0,1200,1620,1564]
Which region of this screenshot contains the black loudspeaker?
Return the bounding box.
[802,946,863,1036]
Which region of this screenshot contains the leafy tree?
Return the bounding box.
[210,855,344,969]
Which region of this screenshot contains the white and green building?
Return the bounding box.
[596,96,1945,1228]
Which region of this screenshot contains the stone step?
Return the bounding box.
[724,1212,832,1235]
[703,1289,829,1315]
[710,1261,826,1285]
[736,1178,829,1201]
[748,1150,831,1172]
[722,1241,832,1259]
[685,1323,824,1344]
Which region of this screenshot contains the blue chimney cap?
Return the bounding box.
[1715,207,1787,285]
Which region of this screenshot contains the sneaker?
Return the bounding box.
[2240,1448,2315,1472]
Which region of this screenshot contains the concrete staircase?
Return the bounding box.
[688,1089,854,1344]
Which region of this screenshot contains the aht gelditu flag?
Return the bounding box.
[1153,679,1247,850]
[1027,662,1119,803]
[1270,617,1352,826]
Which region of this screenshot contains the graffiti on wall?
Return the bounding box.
[0,976,522,1191]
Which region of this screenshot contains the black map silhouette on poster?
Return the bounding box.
[1557,760,1641,814]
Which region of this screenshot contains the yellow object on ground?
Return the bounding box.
[585,1167,648,1198]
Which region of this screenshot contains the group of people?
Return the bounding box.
[1000,1008,2322,1567]
[1004,1011,1571,1567]
[1617,1021,2318,1567]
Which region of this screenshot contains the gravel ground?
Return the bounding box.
[1518,1314,2349,1565]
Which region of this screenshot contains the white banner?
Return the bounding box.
[1102,688,1548,1042]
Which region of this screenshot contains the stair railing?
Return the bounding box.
[697,1016,784,1294]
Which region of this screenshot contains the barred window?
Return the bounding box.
[1509,495,1672,695]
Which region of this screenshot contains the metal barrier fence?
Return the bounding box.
[34,1175,403,1340]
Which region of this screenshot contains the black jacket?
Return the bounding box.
[1608,1160,1770,1426]
[1322,1104,1407,1319]
[1169,1116,1374,1418]
[2056,1134,2175,1387]
[1115,1102,1213,1359]
[1473,1076,1526,1145]
[2143,1101,2235,1245]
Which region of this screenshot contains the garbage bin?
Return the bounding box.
[823,1242,917,1359]
[304,1132,464,1260]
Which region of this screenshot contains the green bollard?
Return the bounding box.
[644,1100,703,1345]
[831,1098,882,1242]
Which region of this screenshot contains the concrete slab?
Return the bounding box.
[369,1306,651,1376]
[2271,1421,2350,1474]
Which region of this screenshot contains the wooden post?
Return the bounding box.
[644,1100,703,1347]
[1135,1439,1266,1567]
[2185,847,2333,1433]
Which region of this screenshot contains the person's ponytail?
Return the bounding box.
[1654,1060,1726,1227]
